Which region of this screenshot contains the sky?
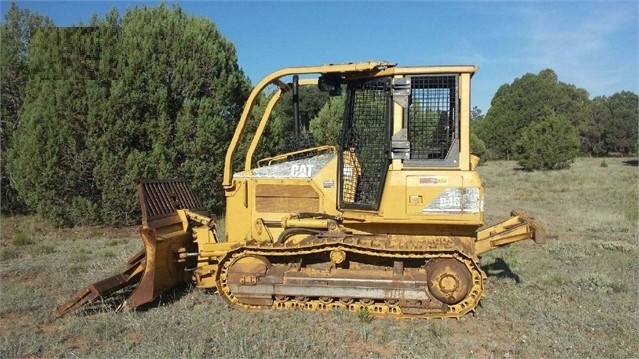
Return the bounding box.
[1,0,637,112]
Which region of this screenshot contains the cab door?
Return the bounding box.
[338,78,392,211]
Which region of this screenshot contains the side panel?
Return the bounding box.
[405,174,464,215]
[227,153,340,243]
[342,168,483,236]
[225,179,252,243]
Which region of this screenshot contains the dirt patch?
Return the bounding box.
[64,335,86,350]
[349,340,395,357]
[0,310,34,330]
[127,331,142,344]
[38,322,60,334]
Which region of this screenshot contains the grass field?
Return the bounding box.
[1,157,637,358]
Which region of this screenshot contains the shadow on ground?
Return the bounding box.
[481,258,521,283]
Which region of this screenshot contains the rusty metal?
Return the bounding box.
[53,249,145,317]
[138,179,206,224]
[426,258,472,305]
[474,209,546,255]
[120,180,204,308]
[215,237,485,318]
[54,180,206,317]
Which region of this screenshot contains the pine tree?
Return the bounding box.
[309,94,344,147]
[9,25,111,225]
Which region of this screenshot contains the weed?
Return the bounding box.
[1,247,20,260]
[359,327,369,343]
[89,228,103,238]
[215,215,226,242]
[107,239,127,246]
[600,159,608,168]
[592,240,637,253]
[70,250,90,263]
[610,282,629,294]
[503,245,520,270]
[547,240,591,260]
[623,204,638,223]
[573,273,615,294]
[32,244,56,255]
[12,232,33,246]
[66,263,86,275]
[549,274,568,286]
[330,307,352,321]
[356,307,373,324]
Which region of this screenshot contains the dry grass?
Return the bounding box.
[1,157,638,358]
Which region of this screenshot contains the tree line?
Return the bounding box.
[1,2,637,226]
[1,3,251,225]
[471,69,638,170]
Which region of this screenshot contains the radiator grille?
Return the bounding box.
[255,184,319,213]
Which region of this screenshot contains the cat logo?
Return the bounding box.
[290,164,314,178]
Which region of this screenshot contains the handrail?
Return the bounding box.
[244,79,319,172]
[256,145,336,167]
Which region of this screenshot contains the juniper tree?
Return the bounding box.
[9,4,250,225]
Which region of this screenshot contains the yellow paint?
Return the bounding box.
[58,62,545,319]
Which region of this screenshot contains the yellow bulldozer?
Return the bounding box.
[55,61,544,319]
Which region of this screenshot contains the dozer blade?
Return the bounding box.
[54,179,206,317]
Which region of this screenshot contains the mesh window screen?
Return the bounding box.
[340,78,390,209]
[408,75,458,160]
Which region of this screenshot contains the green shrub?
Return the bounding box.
[309,95,344,147]
[32,244,56,255]
[600,159,608,168]
[12,232,32,246]
[479,69,590,159]
[512,111,579,171]
[470,132,491,160]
